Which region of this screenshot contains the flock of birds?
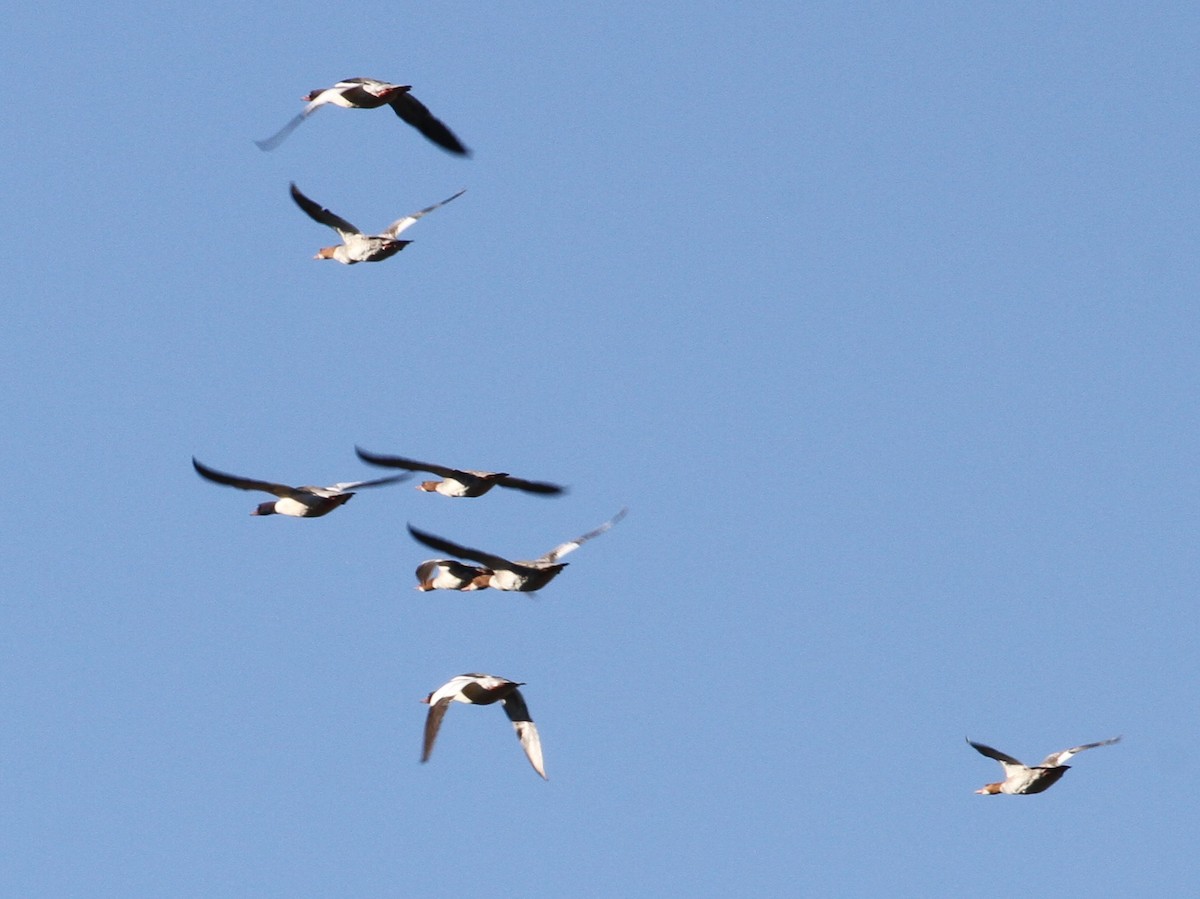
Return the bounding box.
[196,76,1120,792]
[191,77,633,781]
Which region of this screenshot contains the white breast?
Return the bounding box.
[273,496,314,517]
[1002,769,1042,794]
[430,567,470,589]
[436,478,471,497]
[488,569,529,591]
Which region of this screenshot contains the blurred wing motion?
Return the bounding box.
[502,688,546,780]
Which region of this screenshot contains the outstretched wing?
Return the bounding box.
[407,524,517,570]
[323,474,409,492]
[289,183,361,236]
[254,112,309,152]
[192,457,294,498]
[966,738,1026,769]
[503,689,547,780]
[387,91,470,155]
[355,447,461,478]
[541,507,628,563]
[384,189,466,238]
[421,698,455,763]
[496,474,567,495]
[1040,736,1122,768]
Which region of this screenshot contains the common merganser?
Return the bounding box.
[415,559,492,592]
[967,736,1121,794]
[407,508,627,592]
[192,457,406,517]
[355,446,565,497]
[255,78,469,155]
[290,183,464,264]
[421,674,546,780]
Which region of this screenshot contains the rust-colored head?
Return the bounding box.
[417,480,441,492]
[975,782,1003,795]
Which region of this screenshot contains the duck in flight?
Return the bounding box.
[355,447,565,497]
[192,457,406,517]
[255,78,469,155]
[414,559,492,592]
[290,183,464,264]
[967,736,1121,794]
[421,674,546,780]
[407,509,626,592]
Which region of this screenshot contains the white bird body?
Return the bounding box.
[431,475,483,497]
[303,78,399,111]
[415,560,492,592]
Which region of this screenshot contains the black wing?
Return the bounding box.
[966,738,1024,766]
[289,183,360,235]
[388,92,470,156]
[496,474,567,495]
[355,447,458,477]
[407,524,517,570]
[192,457,292,497]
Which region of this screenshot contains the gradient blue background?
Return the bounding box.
[5,2,1197,895]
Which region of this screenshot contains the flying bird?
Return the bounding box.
[414,559,492,592]
[255,78,469,155]
[192,457,406,517]
[421,674,546,780]
[407,508,627,592]
[355,447,565,497]
[967,736,1122,794]
[290,183,464,264]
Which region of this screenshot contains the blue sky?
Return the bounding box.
[4,2,1198,895]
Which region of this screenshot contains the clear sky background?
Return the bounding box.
[4,2,1198,896]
